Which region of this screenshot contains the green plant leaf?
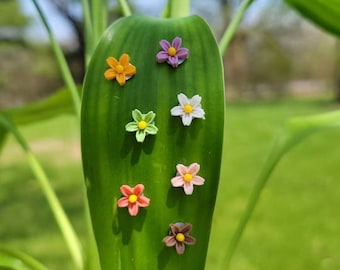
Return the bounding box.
[285,0,340,37]
[1,87,80,126]
[0,246,48,270]
[81,15,225,270]
[0,87,79,153]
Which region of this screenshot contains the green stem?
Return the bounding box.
[161,0,171,18]
[169,0,190,17]
[118,0,132,16]
[82,0,94,68]
[91,0,108,45]
[219,0,254,56]
[31,0,81,119]
[0,114,83,270]
[222,131,292,270]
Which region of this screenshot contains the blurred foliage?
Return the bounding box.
[0,0,29,26]
[224,1,337,99]
[0,44,63,108]
[285,0,340,37]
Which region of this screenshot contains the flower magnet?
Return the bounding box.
[170,93,205,126]
[171,163,205,195]
[117,184,150,216]
[163,222,196,254]
[156,37,189,68]
[125,109,158,143]
[104,53,136,86]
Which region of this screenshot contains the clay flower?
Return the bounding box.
[117,184,150,216]
[171,163,205,195]
[125,109,158,143]
[170,93,205,126]
[162,223,196,254]
[156,37,189,68]
[104,53,136,86]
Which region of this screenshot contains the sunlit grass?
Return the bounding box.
[1,99,340,269]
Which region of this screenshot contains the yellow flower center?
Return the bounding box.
[183,104,193,113]
[128,194,138,203]
[168,46,177,56]
[116,64,124,73]
[176,233,185,242]
[183,173,193,182]
[138,120,147,130]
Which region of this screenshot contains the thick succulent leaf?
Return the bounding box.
[81,15,225,270]
[285,0,340,37]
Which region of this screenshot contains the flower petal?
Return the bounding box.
[106,57,118,68]
[172,37,182,49]
[156,51,169,63]
[187,163,200,175]
[132,109,143,122]
[133,184,145,196]
[171,176,184,187]
[184,235,196,245]
[167,56,179,68]
[117,197,129,207]
[119,53,130,66]
[192,175,205,185]
[144,111,156,123]
[170,224,180,234]
[145,125,158,135]
[136,130,146,142]
[128,203,139,216]
[159,39,171,51]
[182,114,193,126]
[163,236,176,247]
[177,93,189,106]
[170,106,184,116]
[124,64,136,76]
[104,69,117,80]
[175,242,185,255]
[179,223,193,234]
[116,73,126,86]
[120,185,133,196]
[191,108,205,119]
[176,48,189,58]
[183,182,194,195]
[190,95,202,107]
[137,195,150,207]
[125,122,138,132]
[176,164,188,176]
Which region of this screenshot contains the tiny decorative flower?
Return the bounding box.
[117,184,150,216]
[125,109,158,143]
[104,53,136,86]
[162,222,196,255]
[170,93,205,126]
[171,163,205,195]
[156,37,189,68]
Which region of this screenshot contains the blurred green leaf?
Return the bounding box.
[81,15,225,270]
[0,247,48,270]
[285,0,340,37]
[2,87,80,126]
[0,87,80,153]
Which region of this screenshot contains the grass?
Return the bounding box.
[1,98,340,269]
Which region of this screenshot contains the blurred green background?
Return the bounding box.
[0,0,339,269]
